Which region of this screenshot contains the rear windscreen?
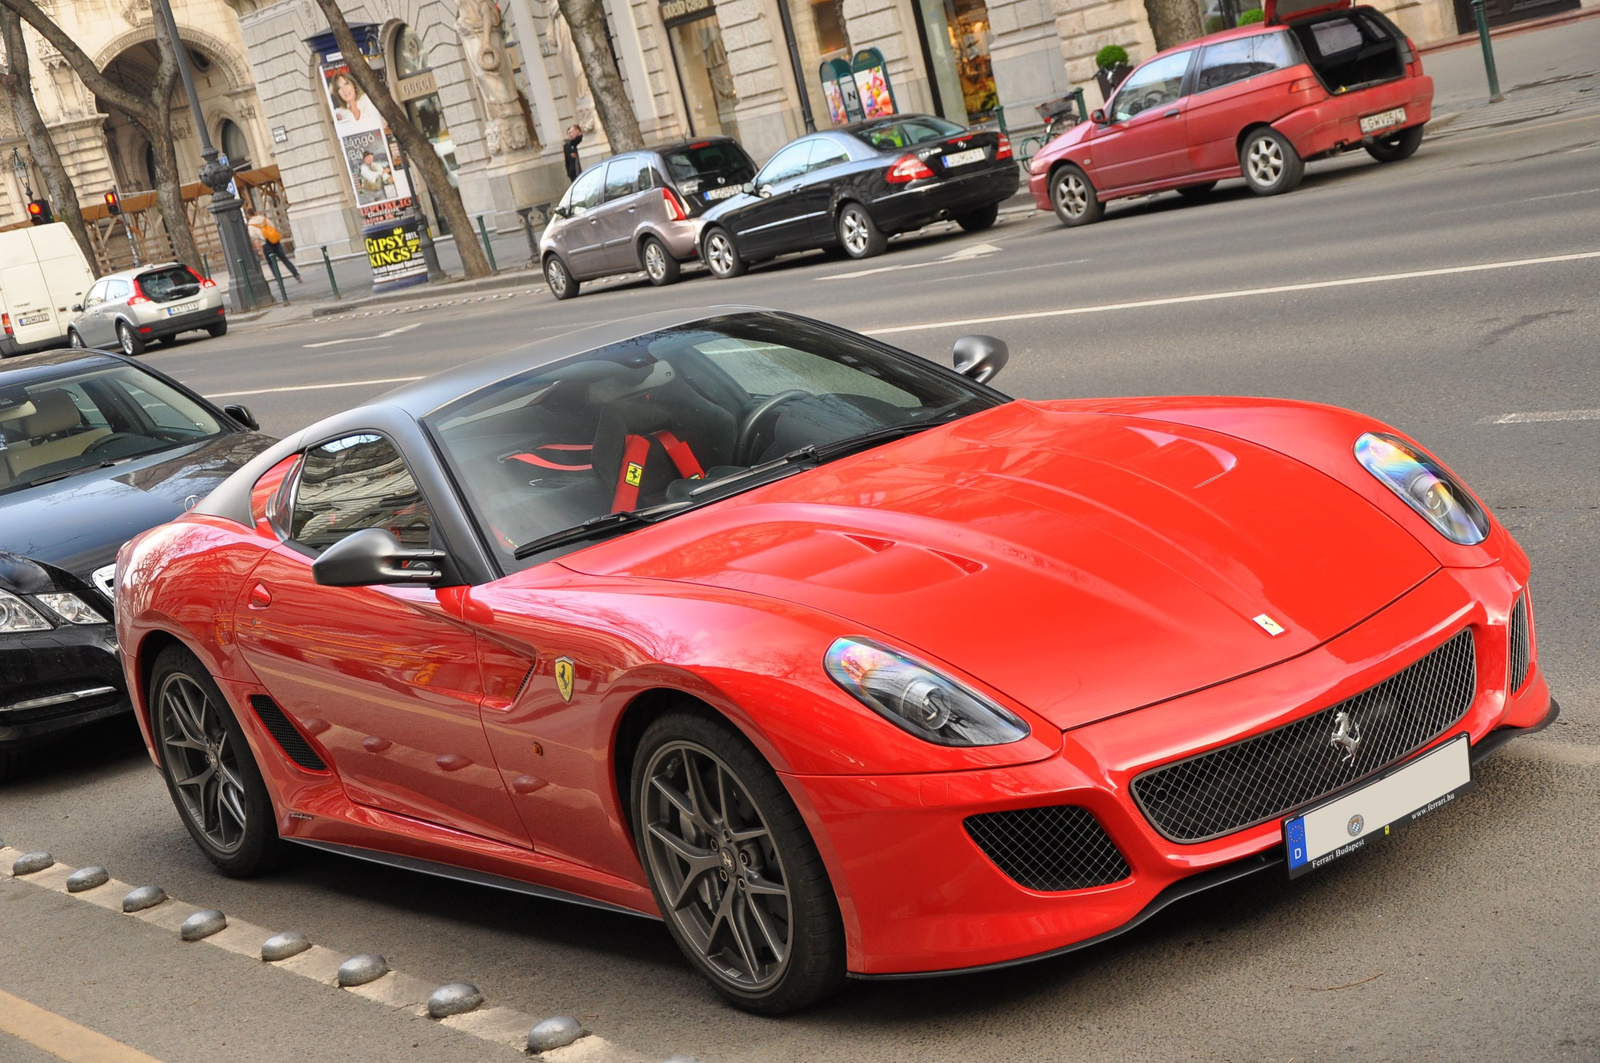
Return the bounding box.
[850,116,965,152]
[663,143,755,183]
[139,266,201,304]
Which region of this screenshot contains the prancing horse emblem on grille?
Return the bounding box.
[1330,710,1362,762]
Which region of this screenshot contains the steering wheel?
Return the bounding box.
[734,390,810,464]
[83,432,148,457]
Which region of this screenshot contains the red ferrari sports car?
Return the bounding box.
[116,309,1555,1012]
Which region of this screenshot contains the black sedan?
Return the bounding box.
[698,115,1019,277]
[0,348,273,780]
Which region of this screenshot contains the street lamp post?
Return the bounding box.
[1469,0,1503,103]
[151,0,268,309]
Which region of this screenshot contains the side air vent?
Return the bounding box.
[964,805,1132,891]
[1508,595,1531,694]
[248,695,328,772]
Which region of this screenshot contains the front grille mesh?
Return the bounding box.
[248,695,328,772]
[1508,596,1530,694]
[965,805,1131,891]
[1132,629,1477,843]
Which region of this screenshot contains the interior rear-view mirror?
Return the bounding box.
[952,335,1009,385]
[222,403,259,431]
[312,528,448,587]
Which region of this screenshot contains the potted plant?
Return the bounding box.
[1094,45,1132,103]
[1237,8,1265,23]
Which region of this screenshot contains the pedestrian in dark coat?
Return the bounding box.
[562,124,584,181]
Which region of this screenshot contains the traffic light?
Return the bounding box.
[103,190,122,216]
[26,199,52,225]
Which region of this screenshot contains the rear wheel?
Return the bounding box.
[954,203,999,232]
[1177,181,1217,199]
[837,203,887,259]
[703,228,746,279]
[1240,128,1304,196]
[632,709,845,1013]
[1050,164,1104,227]
[544,254,579,300]
[1365,124,1424,163]
[640,236,681,286]
[206,319,228,338]
[116,320,145,356]
[150,646,287,877]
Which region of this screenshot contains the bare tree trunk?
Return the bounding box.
[1143,0,1204,51]
[312,0,492,278]
[555,0,643,153]
[145,4,202,268]
[0,7,96,267]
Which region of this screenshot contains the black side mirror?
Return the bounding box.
[1092,108,1108,125]
[71,304,84,313]
[952,335,1009,384]
[312,527,447,587]
[222,403,258,431]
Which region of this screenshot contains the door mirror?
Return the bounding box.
[952,335,1009,384]
[312,527,448,587]
[1092,108,1107,125]
[222,403,258,431]
[71,304,84,313]
[741,181,755,195]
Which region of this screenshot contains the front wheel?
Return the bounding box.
[150,646,287,877]
[1365,124,1425,163]
[702,228,747,279]
[632,709,845,1013]
[640,236,681,286]
[1050,164,1104,227]
[1240,128,1304,196]
[68,328,85,348]
[544,254,579,300]
[837,202,887,259]
[116,320,145,356]
[955,203,999,232]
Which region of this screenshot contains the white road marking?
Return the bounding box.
[862,249,1600,335]
[822,241,1002,280]
[303,322,423,348]
[210,375,423,399]
[1481,409,1600,424]
[1523,186,1600,203]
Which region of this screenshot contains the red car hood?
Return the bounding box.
[564,401,1439,731]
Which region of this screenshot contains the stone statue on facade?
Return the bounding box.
[455,0,532,154]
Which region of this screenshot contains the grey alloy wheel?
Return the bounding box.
[544,254,577,299]
[158,672,249,855]
[1050,164,1103,227]
[703,228,745,278]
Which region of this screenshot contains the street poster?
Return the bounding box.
[850,48,896,119]
[819,57,863,125]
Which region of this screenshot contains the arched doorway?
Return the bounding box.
[98,38,247,188]
[387,23,460,233]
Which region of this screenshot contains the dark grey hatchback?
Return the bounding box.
[698,115,1018,278]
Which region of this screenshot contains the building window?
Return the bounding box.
[219,119,251,167]
[662,5,739,138]
[781,0,851,126]
[911,0,997,125]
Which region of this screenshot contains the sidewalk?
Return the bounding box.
[1424,10,1600,134]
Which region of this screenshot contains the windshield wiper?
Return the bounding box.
[1,458,124,494]
[512,505,688,560]
[809,420,941,462]
[688,446,817,498]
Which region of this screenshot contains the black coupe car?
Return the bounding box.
[0,348,273,780]
[698,114,1019,277]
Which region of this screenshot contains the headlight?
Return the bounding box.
[1355,432,1488,545]
[824,637,1029,747]
[0,590,52,633]
[36,593,108,625]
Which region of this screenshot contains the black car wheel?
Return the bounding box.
[837,203,887,259]
[1365,124,1424,163]
[206,319,228,338]
[633,708,845,1013]
[954,203,999,233]
[1240,128,1304,196]
[641,236,681,286]
[150,645,287,876]
[1050,164,1104,227]
[68,328,85,348]
[703,228,747,279]
[117,320,145,356]
[1177,181,1218,199]
[544,254,579,300]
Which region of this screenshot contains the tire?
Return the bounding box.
[149,645,288,877]
[206,319,228,338]
[116,320,145,356]
[1240,127,1304,196]
[954,203,999,233]
[1365,124,1424,163]
[631,708,845,1013]
[67,328,85,349]
[0,748,17,784]
[640,236,681,286]
[1177,181,1218,199]
[836,202,887,259]
[702,227,747,279]
[544,254,579,300]
[1050,164,1104,227]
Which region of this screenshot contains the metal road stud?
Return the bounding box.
[11,852,54,875]
[337,953,389,987]
[122,885,167,912]
[261,931,312,962]
[526,1016,584,1052]
[65,866,110,893]
[181,909,228,942]
[426,982,484,1019]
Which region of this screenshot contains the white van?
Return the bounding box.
[0,223,96,357]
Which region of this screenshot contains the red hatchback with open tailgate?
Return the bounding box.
[1028,0,1434,225]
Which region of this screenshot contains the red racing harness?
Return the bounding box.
[612,430,704,512]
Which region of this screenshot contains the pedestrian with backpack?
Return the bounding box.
[247,212,302,283]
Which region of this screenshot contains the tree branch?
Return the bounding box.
[0,0,152,121]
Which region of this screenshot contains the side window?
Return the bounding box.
[1197,33,1296,92]
[289,433,433,554]
[603,158,639,201]
[806,140,851,172]
[757,142,812,186]
[569,166,605,215]
[636,161,655,190]
[1109,51,1193,122]
[108,280,131,301]
[85,281,106,307]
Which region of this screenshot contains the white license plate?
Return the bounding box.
[16,311,50,327]
[1283,732,1471,878]
[1360,107,1407,135]
[167,301,201,316]
[943,148,987,168]
[703,185,741,201]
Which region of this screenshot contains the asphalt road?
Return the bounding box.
[3,95,1599,1061]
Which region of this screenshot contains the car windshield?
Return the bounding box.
[851,115,965,152]
[424,312,1003,569]
[662,142,756,185]
[138,265,202,304]
[0,363,225,495]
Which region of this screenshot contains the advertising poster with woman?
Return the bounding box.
[321,61,415,225]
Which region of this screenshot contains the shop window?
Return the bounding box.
[782,0,851,125]
[391,23,460,229]
[912,0,996,125]
[666,12,739,138]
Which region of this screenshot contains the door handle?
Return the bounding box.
[1163,109,1180,118]
[627,207,637,213]
[248,583,272,609]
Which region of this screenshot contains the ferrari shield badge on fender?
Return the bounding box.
[1252,613,1286,636]
[554,657,576,703]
